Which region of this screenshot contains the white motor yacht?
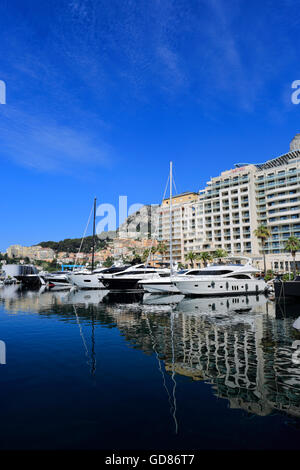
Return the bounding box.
[139,268,201,294]
[99,264,170,291]
[174,258,268,296]
[67,265,130,290]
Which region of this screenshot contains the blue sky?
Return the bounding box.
[1,0,300,251]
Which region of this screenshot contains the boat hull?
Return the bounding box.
[274,280,300,300]
[48,283,72,291]
[101,277,144,291]
[174,278,267,296]
[16,275,42,289]
[140,281,179,294]
[67,273,105,290]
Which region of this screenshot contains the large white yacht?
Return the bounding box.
[174,258,268,296]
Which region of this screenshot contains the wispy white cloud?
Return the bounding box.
[156,45,187,90]
[0,106,113,176]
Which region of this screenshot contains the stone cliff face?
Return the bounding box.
[117,204,159,239]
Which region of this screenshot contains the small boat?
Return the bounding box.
[40,271,72,290]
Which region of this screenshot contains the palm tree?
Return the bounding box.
[284,236,300,279]
[213,249,227,264]
[185,251,198,268]
[142,248,150,263]
[157,241,168,264]
[149,245,157,265]
[197,251,213,267]
[142,246,157,264]
[254,225,271,275]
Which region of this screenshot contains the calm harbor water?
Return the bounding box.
[0,285,300,450]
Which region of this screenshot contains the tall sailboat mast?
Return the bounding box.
[169,161,173,275]
[91,197,97,272]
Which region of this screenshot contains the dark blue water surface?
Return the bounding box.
[0,285,300,450]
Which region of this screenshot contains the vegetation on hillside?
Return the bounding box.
[37,235,111,253]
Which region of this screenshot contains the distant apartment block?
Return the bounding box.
[112,237,158,261]
[6,244,55,261]
[158,135,300,272]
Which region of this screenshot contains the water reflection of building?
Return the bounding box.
[173,298,300,417]
[108,295,300,419]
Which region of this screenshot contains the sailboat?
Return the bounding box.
[67,199,108,289]
[139,161,179,294]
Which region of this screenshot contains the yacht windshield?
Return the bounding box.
[189,270,234,276]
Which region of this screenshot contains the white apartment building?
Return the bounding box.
[158,134,300,272]
[157,192,199,264]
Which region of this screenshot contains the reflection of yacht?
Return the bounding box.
[174,258,268,296]
[41,288,109,306]
[66,288,109,306]
[0,284,22,299]
[143,293,184,305]
[176,294,270,317]
[100,264,170,291]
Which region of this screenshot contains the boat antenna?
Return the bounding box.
[169,161,173,275]
[74,202,94,269]
[91,197,97,272]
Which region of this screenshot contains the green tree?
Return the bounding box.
[103,256,114,268]
[264,269,274,282]
[142,249,150,263]
[157,241,168,263]
[213,249,227,264]
[284,235,300,279]
[47,258,59,272]
[185,251,198,268]
[254,225,271,275]
[197,251,213,267]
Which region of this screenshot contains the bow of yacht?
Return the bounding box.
[67,265,131,289]
[138,268,202,294]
